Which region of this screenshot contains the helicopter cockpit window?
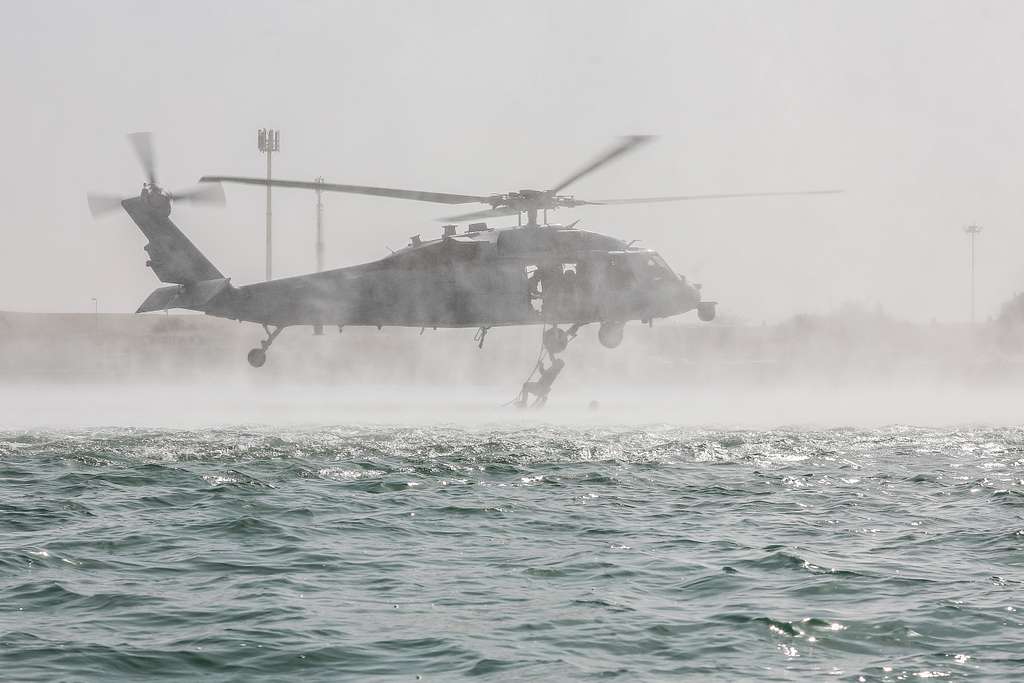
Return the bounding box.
[655,254,679,278]
[649,254,672,272]
[645,254,678,282]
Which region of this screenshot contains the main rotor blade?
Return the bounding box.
[170,182,226,206]
[438,206,521,223]
[549,135,653,194]
[87,193,126,218]
[575,189,844,206]
[127,132,157,186]
[201,175,491,205]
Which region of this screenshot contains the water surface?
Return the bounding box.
[2,425,1022,680]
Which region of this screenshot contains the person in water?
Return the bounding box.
[517,357,565,408]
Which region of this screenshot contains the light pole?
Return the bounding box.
[315,176,325,273]
[964,224,982,324]
[258,129,280,280]
[310,176,327,336]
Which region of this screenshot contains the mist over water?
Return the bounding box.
[3,307,1024,429]
[3,382,1024,432]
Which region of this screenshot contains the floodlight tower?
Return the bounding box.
[964,224,982,323]
[258,129,280,280]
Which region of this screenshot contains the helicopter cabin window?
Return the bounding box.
[560,263,580,295]
[525,263,585,314]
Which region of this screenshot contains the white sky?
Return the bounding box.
[2,0,1022,322]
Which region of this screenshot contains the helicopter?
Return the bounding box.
[90,133,837,368]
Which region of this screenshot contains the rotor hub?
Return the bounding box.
[142,183,172,216]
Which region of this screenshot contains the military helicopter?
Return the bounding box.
[90,133,836,368]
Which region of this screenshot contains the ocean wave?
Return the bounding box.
[2,425,1022,680]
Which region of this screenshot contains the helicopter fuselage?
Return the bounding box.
[201,223,706,330]
[125,190,713,366]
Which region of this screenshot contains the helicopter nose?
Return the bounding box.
[678,281,701,309]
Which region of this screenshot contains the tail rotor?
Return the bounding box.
[87,132,225,218]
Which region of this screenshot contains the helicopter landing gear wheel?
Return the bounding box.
[543,326,569,355]
[247,324,284,368]
[598,321,624,349]
[247,348,267,368]
[697,301,717,322]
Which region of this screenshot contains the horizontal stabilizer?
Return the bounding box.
[137,285,181,313]
[136,278,232,313]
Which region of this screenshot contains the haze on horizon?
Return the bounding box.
[2,0,1022,324]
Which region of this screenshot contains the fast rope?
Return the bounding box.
[502,323,582,408]
[501,323,551,407]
